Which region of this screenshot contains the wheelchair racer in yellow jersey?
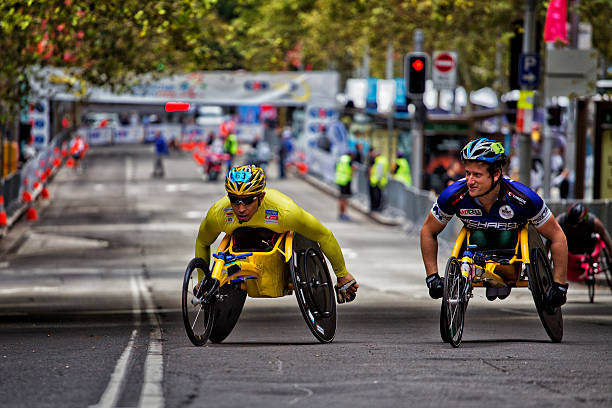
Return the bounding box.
[195,165,358,303]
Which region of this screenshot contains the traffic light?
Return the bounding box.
[547,106,563,127]
[504,100,517,124]
[404,52,428,95]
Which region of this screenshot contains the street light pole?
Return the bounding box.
[519,0,537,187]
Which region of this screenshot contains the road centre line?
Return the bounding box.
[91,276,141,408]
[137,275,165,408]
[34,223,196,233]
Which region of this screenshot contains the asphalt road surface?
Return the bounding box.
[0,144,610,408]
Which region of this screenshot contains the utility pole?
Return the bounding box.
[386,40,395,165]
[566,0,583,199]
[519,0,537,187]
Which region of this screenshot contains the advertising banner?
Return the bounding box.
[81,71,339,107]
[114,126,143,144]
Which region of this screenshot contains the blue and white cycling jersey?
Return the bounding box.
[431,177,552,230]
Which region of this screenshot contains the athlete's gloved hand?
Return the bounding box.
[545,282,569,309]
[426,273,444,299]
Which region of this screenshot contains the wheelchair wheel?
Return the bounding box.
[441,257,466,347]
[587,273,595,303]
[290,240,336,343]
[182,258,215,346]
[600,247,612,294]
[439,258,456,344]
[527,247,563,342]
[209,284,247,343]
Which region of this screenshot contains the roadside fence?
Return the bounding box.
[0,130,71,236]
[304,148,611,241]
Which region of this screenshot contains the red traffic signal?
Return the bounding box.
[404,53,428,95]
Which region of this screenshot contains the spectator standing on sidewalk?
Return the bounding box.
[392,152,412,187]
[335,152,355,221]
[369,150,388,212]
[278,127,293,179]
[223,131,238,171]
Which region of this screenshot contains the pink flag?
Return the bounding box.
[544,0,568,43]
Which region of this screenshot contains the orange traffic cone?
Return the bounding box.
[0,196,7,227]
[66,157,75,168]
[40,174,50,199]
[22,190,38,221]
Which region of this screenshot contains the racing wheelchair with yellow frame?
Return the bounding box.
[440,223,563,347]
[181,227,336,345]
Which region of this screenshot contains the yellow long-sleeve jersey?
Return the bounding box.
[195,188,348,278]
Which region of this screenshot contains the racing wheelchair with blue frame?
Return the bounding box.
[181,228,336,345]
[440,223,563,347]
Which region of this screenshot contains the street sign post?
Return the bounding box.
[519,53,540,88]
[432,51,457,90]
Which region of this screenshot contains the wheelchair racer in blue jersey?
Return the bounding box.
[420,138,569,307]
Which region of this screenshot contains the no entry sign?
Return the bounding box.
[433,51,457,90]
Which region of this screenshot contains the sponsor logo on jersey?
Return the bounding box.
[531,206,551,226]
[464,220,520,230]
[460,208,482,217]
[499,205,514,219]
[507,191,527,205]
[223,207,234,223]
[264,209,279,224]
[432,203,452,223]
[451,193,466,206]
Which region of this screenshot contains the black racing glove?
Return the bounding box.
[545,282,569,309]
[426,273,444,299]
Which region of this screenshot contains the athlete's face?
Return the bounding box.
[230,192,265,222]
[464,162,499,197]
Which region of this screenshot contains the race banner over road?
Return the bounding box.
[83,71,339,106]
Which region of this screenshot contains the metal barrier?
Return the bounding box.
[1,171,21,216]
[305,148,611,239]
[1,130,71,230]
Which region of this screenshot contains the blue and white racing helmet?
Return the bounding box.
[460,138,507,167]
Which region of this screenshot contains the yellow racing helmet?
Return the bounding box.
[225,165,266,196]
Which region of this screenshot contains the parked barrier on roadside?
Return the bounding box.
[0,130,70,234]
[114,126,144,144]
[303,146,611,239]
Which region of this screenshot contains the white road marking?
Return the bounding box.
[137,275,165,408]
[90,276,141,408]
[34,223,196,233]
[288,384,314,405]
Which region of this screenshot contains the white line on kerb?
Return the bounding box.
[137,275,165,408]
[90,276,141,408]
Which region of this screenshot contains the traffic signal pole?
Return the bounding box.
[408,29,425,190]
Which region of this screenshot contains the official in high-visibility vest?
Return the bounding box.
[368,151,388,212]
[335,153,354,221]
[393,155,412,187]
[369,154,388,188]
[224,133,238,169]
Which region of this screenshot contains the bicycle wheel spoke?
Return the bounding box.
[191,306,203,331]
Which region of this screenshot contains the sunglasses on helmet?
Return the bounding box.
[228,195,258,205]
